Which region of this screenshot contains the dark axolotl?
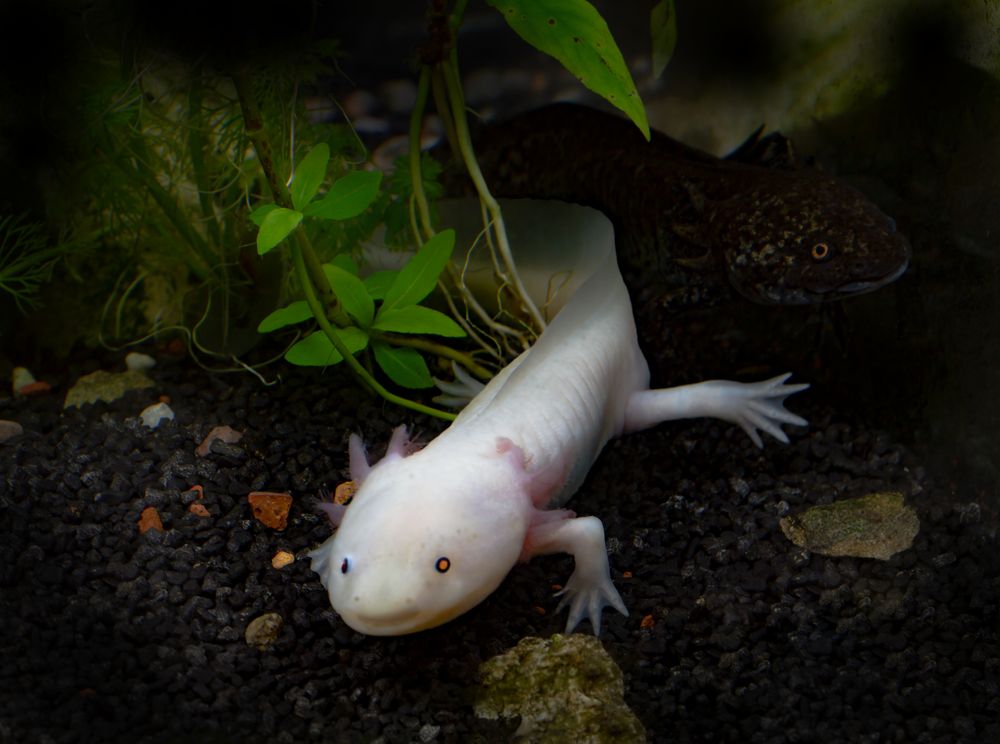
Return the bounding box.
[461,102,910,308]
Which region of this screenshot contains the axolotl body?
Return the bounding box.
[309,202,809,636]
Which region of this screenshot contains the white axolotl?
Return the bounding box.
[309,200,808,636]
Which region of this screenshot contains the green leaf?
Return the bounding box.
[323,263,375,328]
[302,170,383,221]
[488,0,649,140]
[364,270,398,300]
[284,327,370,367]
[373,305,466,337]
[291,143,330,211]
[257,300,312,333]
[381,229,455,313]
[249,203,279,226]
[329,253,359,275]
[257,207,303,255]
[650,0,677,79]
[372,341,433,388]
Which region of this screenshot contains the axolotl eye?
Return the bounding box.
[811,242,833,262]
[341,558,350,574]
[434,557,451,573]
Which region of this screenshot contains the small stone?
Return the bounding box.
[188,503,210,518]
[779,491,919,560]
[334,480,357,505]
[138,506,164,534]
[0,420,24,444]
[196,425,244,457]
[271,550,294,569]
[245,612,283,650]
[125,352,156,371]
[65,369,155,408]
[140,402,175,428]
[248,491,293,531]
[12,366,35,394]
[17,381,52,396]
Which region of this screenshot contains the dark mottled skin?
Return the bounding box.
[461,103,910,307]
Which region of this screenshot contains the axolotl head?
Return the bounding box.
[308,429,532,635]
[712,171,911,305]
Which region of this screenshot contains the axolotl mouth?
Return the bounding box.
[337,605,465,636]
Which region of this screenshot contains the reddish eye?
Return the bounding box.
[341,558,349,574]
[435,557,451,573]
[811,242,831,261]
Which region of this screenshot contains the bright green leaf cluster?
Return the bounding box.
[249,144,384,256]
[488,0,650,140]
[257,229,463,388]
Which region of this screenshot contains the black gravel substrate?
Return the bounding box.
[1,351,999,744]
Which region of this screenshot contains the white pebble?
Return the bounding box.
[140,402,175,428]
[12,367,35,394]
[125,352,156,371]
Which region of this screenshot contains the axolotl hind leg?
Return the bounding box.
[624,372,809,447]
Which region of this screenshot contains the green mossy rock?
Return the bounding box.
[780,491,919,560]
[64,370,156,409]
[475,634,645,744]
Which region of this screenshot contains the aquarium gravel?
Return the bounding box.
[1,353,998,744]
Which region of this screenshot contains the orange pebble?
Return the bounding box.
[247,491,293,531]
[271,550,295,569]
[17,381,52,396]
[640,614,655,630]
[138,506,164,534]
[188,502,210,517]
[334,480,357,505]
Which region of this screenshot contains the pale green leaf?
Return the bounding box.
[302,170,383,221]
[364,270,398,300]
[372,341,433,388]
[257,300,312,333]
[488,0,649,139]
[284,327,370,367]
[650,0,677,79]
[257,207,303,255]
[372,305,465,337]
[381,229,455,313]
[291,143,330,211]
[323,263,375,328]
[249,203,279,226]
[329,253,359,275]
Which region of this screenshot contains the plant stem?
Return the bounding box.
[439,58,547,333]
[379,333,492,380]
[230,70,334,311]
[408,67,434,241]
[291,241,456,421]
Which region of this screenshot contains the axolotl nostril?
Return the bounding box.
[308,200,811,637]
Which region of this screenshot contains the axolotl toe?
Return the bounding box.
[309,204,809,636]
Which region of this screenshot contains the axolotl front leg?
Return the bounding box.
[518,372,807,634]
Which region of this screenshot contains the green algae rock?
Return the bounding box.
[780,491,919,560]
[474,634,645,744]
[64,369,155,408]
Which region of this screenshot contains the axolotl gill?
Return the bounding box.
[309,201,811,636]
[462,103,911,308]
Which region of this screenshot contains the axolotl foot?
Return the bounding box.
[522,512,628,635]
[625,372,809,448]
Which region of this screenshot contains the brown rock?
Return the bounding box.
[138,506,164,534]
[247,491,293,530]
[196,425,244,457]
